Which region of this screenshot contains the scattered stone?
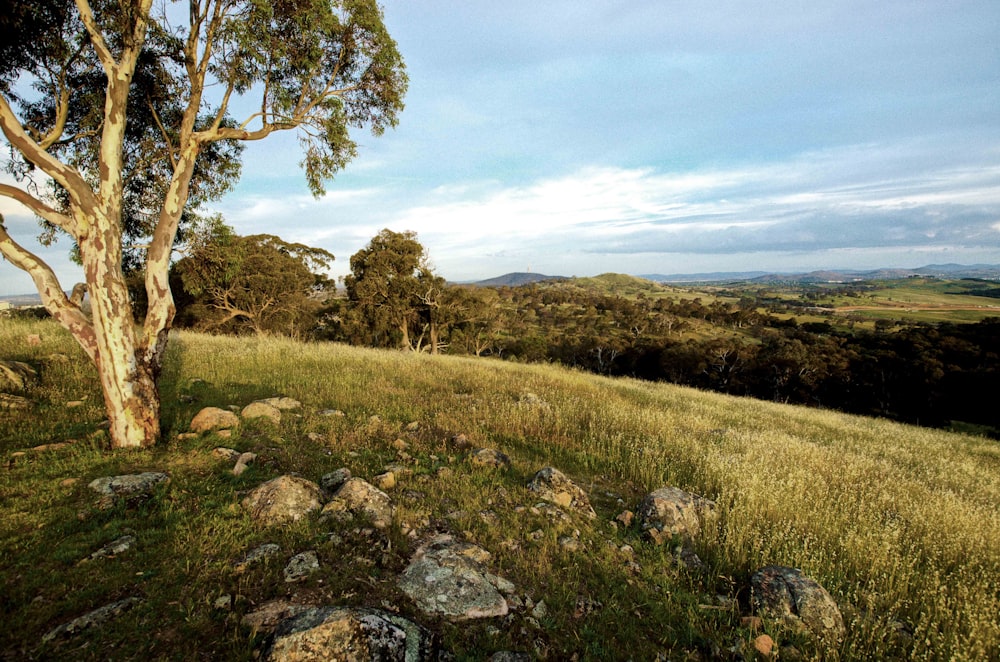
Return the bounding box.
[754,634,775,657]
[26,334,42,346]
[260,397,302,410]
[261,607,437,662]
[0,359,36,391]
[214,595,233,611]
[319,468,352,494]
[65,400,85,408]
[190,406,239,433]
[319,409,345,417]
[242,401,282,424]
[526,467,596,519]
[306,432,326,443]
[636,487,717,543]
[243,600,314,633]
[741,616,764,629]
[60,478,79,488]
[41,597,142,642]
[750,566,846,641]
[448,434,473,451]
[0,393,32,410]
[212,447,241,461]
[558,536,582,552]
[405,421,420,431]
[615,510,635,528]
[233,452,258,476]
[321,478,394,529]
[242,475,324,526]
[573,597,602,619]
[489,653,532,662]
[284,551,320,583]
[392,438,410,451]
[374,471,396,491]
[235,543,281,572]
[398,534,512,621]
[176,432,198,441]
[217,429,233,439]
[469,448,511,469]
[88,472,169,508]
[88,535,136,560]
[530,600,548,619]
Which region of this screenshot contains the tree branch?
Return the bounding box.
[74,0,115,72]
[0,184,74,231]
[0,215,96,360]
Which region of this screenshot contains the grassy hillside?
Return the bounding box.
[2,319,998,660]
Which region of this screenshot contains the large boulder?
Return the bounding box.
[0,359,36,391]
[398,534,512,621]
[261,607,436,661]
[242,475,324,526]
[750,566,846,642]
[636,487,717,543]
[321,478,393,529]
[190,406,239,433]
[526,467,596,519]
[242,401,282,424]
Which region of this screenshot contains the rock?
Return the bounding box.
[392,438,409,451]
[88,472,170,508]
[615,510,635,527]
[213,447,241,461]
[398,534,511,621]
[750,566,846,641]
[233,452,258,476]
[284,551,320,583]
[260,397,302,410]
[65,400,85,408]
[405,421,420,432]
[214,595,233,610]
[490,653,533,662]
[321,478,394,529]
[526,467,596,519]
[235,543,282,572]
[469,448,511,469]
[88,535,136,560]
[636,487,716,543]
[448,434,473,451]
[319,409,344,417]
[374,471,396,490]
[242,475,324,526]
[0,393,32,410]
[243,600,314,633]
[319,468,352,494]
[261,606,436,662]
[190,406,239,433]
[754,634,775,657]
[242,401,282,424]
[0,359,36,391]
[41,597,142,642]
[25,334,42,346]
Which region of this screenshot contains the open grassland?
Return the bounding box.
[1,318,999,660]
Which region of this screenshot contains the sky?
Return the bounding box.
[2,0,1000,294]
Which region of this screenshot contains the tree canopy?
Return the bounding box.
[0,0,407,448]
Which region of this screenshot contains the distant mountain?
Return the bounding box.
[643,264,1000,284]
[470,272,565,287]
[0,293,43,306]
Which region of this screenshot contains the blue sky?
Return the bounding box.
[2,0,999,293]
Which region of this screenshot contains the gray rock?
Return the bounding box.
[750,566,846,641]
[260,397,302,410]
[469,448,511,469]
[398,534,511,621]
[636,486,717,543]
[319,468,352,494]
[212,447,242,461]
[0,359,36,391]
[261,607,436,662]
[242,475,324,526]
[526,467,596,519]
[242,401,282,424]
[42,597,142,642]
[284,551,320,583]
[88,535,136,560]
[88,472,170,505]
[321,478,393,529]
[233,452,258,476]
[235,543,282,571]
[190,406,239,433]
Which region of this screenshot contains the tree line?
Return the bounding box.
[167,227,1000,437]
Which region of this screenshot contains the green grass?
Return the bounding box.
[2,318,999,660]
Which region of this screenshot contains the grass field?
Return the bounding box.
[2,318,998,660]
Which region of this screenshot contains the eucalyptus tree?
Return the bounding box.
[0,0,406,448]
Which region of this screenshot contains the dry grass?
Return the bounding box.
[2,319,998,660]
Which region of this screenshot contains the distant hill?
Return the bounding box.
[470,272,564,287]
[643,264,1000,284]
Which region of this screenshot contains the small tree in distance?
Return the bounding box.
[0,0,406,448]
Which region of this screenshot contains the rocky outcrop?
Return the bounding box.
[88,472,170,508]
[242,401,282,424]
[398,534,513,621]
[190,407,239,433]
[526,467,596,519]
[0,359,36,391]
[261,607,436,661]
[469,448,511,469]
[750,566,846,641]
[42,597,142,643]
[636,487,717,543]
[321,478,393,529]
[242,475,324,526]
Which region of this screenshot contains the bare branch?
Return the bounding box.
[0,184,74,231]
[74,0,115,72]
